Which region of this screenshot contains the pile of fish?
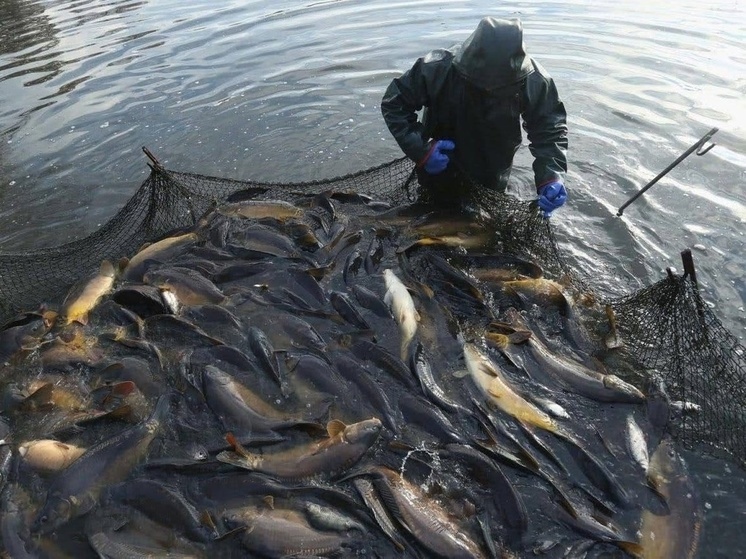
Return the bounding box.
[0,192,702,558]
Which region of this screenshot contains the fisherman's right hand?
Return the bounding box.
[421,140,455,174]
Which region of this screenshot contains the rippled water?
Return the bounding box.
[1,0,745,555]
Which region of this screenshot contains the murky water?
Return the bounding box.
[1,0,745,556]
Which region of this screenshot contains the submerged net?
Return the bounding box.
[0,150,743,467]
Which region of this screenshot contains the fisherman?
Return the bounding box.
[381,16,568,217]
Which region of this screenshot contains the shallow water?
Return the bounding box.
[0,0,745,556]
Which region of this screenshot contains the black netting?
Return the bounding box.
[0,151,744,469]
[611,272,746,463]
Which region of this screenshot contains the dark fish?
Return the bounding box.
[365,465,489,559]
[397,391,467,446]
[112,284,171,318]
[364,235,384,274]
[143,314,223,349]
[181,304,246,347]
[225,187,270,202]
[0,310,55,364]
[444,443,528,542]
[33,396,169,534]
[217,418,382,481]
[286,267,327,306]
[143,266,226,306]
[201,365,315,444]
[109,479,213,542]
[351,284,393,319]
[211,261,267,284]
[424,252,484,302]
[331,351,398,433]
[352,477,408,552]
[1,481,37,558]
[247,326,285,392]
[276,314,327,356]
[343,249,363,285]
[351,339,417,389]
[330,291,371,330]
[408,342,466,415]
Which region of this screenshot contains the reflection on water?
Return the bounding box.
[0,0,745,555]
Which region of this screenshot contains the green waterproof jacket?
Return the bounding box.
[381,17,568,191]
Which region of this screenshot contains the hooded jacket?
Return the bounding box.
[381,17,568,191]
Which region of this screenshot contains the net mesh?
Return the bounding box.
[0,151,743,467]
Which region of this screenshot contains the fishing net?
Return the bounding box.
[611,264,746,463]
[0,149,743,468]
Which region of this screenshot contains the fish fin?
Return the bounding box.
[262,495,275,510]
[224,432,250,457]
[24,382,55,407]
[216,450,253,470]
[452,368,469,379]
[388,440,415,453]
[327,419,347,438]
[117,257,129,274]
[414,309,421,322]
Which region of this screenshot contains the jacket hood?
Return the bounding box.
[453,17,534,91]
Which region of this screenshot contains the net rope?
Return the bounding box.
[0,153,743,466]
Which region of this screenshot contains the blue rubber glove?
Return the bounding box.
[537,181,567,218]
[422,140,455,174]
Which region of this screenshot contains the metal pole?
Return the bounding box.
[617,127,718,216]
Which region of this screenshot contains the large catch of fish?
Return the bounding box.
[0,191,702,558]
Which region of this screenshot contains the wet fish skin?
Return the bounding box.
[351,284,392,319]
[32,396,168,534]
[351,339,418,390]
[626,414,649,473]
[123,231,200,281]
[18,439,86,475]
[217,418,382,481]
[143,266,226,307]
[367,465,490,559]
[622,438,702,559]
[343,249,363,285]
[218,199,303,220]
[352,477,408,552]
[225,505,350,558]
[59,260,116,326]
[383,268,420,360]
[247,326,285,392]
[408,341,467,415]
[330,291,371,330]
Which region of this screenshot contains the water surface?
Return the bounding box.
[1,0,745,555]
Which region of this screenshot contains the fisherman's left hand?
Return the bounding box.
[537,181,567,218]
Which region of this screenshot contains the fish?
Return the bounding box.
[524,329,644,403]
[122,231,200,281]
[351,284,393,319]
[621,438,702,559]
[218,199,304,220]
[59,260,116,326]
[217,418,382,481]
[363,465,490,559]
[330,291,371,330]
[18,439,86,475]
[32,396,168,534]
[626,414,649,473]
[304,502,365,533]
[351,339,418,389]
[444,443,528,542]
[408,341,468,415]
[464,342,561,435]
[502,308,645,403]
[343,249,363,285]
[383,268,420,359]
[224,501,352,557]
[352,477,408,552]
[201,364,318,443]
[500,278,572,316]
[247,326,285,392]
[464,253,544,282]
[396,231,494,254]
[143,266,226,307]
